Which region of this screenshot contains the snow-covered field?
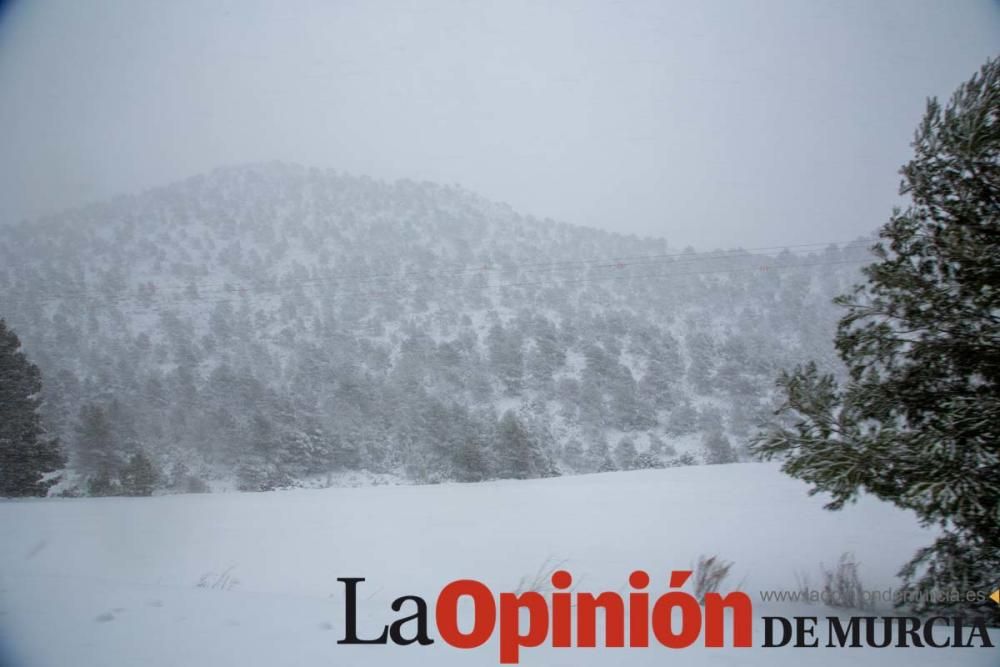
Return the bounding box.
[0,463,995,666]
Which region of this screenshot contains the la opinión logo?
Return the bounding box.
[335,570,996,663]
[338,570,750,663]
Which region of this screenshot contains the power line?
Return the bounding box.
[11,239,873,308]
[9,256,871,328]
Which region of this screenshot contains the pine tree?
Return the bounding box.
[702,429,736,465]
[665,400,697,435]
[454,437,489,482]
[0,320,64,496]
[75,404,119,478]
[495,411,552,479]
[121,451,159,496]
[560,438,585,472]
[86,468,118,497]
[753,58,1000,621]
[614,438,638,470]
[584,432,615,472]
[647,433,675,459]
[633,450,664,469]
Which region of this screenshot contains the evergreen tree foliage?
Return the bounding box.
[614,438,638,470]
[583,431,614,472]
[495,411,552,479]
[168,461,210,493]
[454,437,490,482]
[702,428,736,465]
[75,404,120,478]
[753,58,1000,621]
[665,400,698,435]
[596,455,618,473]
[633,450,664,469]
[86,468,118,497]
[560,438,585,472]
[121,451,159,496]
[0,319,64,496]
[647,433,675,459]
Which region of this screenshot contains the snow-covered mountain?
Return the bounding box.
[0,162,872,492]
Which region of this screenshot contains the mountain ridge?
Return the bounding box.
[0,162,872,493]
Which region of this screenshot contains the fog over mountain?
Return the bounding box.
[2,1,998,248]
[0,163,872,492]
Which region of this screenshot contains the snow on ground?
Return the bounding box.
[0,463,996,666]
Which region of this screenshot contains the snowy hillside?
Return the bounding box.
[0,163,873,492]
[0,463,995,666]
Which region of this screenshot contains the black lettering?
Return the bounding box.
[965,618,995,648]
[337,577,389,645]
[826,616,862,647]
[864,617,892,648]
[762,616,792,647]
[896,617,923,647]
[389,595,434,645]
[922,616,951,648]
[794,616,818,647]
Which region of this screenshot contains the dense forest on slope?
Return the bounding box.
[0,163,872,493]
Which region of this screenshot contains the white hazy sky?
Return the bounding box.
[0,0,997,249]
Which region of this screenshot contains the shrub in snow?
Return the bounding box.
[821,552,869,610]
[692,555,735,603]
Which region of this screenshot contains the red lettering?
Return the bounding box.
[436,579,496,649]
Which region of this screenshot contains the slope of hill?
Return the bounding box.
[0,163,872,491]
[1,464,995,666]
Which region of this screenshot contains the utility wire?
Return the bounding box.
[9,257,871,327]
[12,239,873,308]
